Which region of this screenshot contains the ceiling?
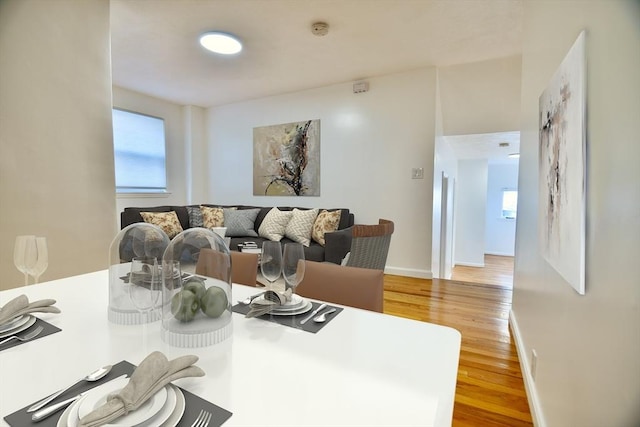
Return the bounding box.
[110,0,524,108]
[445,131,520,165]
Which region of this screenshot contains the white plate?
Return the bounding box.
[0,315,27,333]
[0,315,36,339]
[268,300,313,316]
[59,386,184,427]
[77,377,168,427]
[255,294,305,311]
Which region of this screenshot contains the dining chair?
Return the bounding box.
[296,260,384,312]
[196,248,259,286]
[341,219,394,271]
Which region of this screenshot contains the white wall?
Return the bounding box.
[485,163,518,256]
[454,159,487,267]
[112,86,190,223]
[512,1,640,425]
[438,55,522,135]
[206,69,437,277]
[432,72,458,279]
[0,0,116,289]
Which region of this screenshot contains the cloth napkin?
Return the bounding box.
[78,351,205,427]
[245,288,293,318]
[0,294,60,325]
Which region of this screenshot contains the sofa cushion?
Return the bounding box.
[200,206,224,228]
[284,208,318,247]
[224,208,260,237]
[140,211,184,239]
[258,207,293,241]
[186,206,204,228]
[312,209,342,246]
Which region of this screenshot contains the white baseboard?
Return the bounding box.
[453,261,484,268]
[485,251,515,257]
[509,310,546,427]
[384,266,432,279]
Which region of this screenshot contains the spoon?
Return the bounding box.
[238,292,265,305]
[313,308,337,323]
[27,365,113,412]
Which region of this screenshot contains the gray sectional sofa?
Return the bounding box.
[120,204,354,264]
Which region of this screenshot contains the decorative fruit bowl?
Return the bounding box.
[160,228,233,347]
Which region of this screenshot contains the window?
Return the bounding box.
[501,190,518,219]
[112,109,166,193]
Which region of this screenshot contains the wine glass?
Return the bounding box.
[260,241,282,288]
[25,237,48,284]
[14,235,35,286]
[282,243,305,293]
[129,257,161,324]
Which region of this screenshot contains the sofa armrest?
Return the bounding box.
[324,227,352,264]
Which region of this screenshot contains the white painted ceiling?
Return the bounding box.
[110,0,524,108]
[445,131,520,165]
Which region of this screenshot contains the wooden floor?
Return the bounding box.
[451,255,514,287]
[383,273,532,426]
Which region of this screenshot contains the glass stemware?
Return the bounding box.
[26,237,48,284]
[14,235,35,286]
[260,241,282,288]
[282,243,305,293]
[129,257,161,324]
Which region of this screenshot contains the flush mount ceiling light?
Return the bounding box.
[199,32,242,55]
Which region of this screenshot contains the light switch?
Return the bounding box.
[411,167,424,179]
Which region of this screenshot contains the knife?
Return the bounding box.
[31,374,127,422]
[300,303,327,325]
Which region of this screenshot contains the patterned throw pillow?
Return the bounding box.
[284,208,319,247]
[311,210,342,246]
[224,208,260,237]
[140,211,184,239]
[186,206,204,228]
[200,206,224,228]
[258,208,294,241]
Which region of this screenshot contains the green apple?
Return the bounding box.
[200,286,228,318]
[183,278,206,301]
[170,290,200,322]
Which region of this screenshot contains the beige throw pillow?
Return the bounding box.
[311,209,342,246]
[200,206,224,228]
[140,211,183,239]
[258,208,293,241]
[284,208,319,247]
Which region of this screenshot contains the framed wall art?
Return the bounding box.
[253,119,320,196]
[538,30,586,295]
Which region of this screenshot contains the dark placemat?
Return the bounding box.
[232,301,343,333]
[4,360,232,427]
[0,317,61,353]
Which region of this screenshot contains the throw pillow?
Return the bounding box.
[186,206,204,228]
[258,207,294,241]
[284,208,319,247]
[224,208,260,237]
[140,211,183,239]
[311,210,342,246]
[200,206,224,228]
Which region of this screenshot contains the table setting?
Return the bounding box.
[4,352,232,427]
[0,294,61,351]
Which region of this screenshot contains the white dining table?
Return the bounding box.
[0,270,461,427]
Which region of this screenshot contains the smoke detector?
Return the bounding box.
[311,22,329,36]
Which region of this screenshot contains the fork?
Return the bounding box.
[0,325,44,346]
[238,291,264,305]
[190,409,212,427]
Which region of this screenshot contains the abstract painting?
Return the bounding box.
[253,119,320,196]
[538,31,586,295]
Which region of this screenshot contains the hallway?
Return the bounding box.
[451,255,514,287]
